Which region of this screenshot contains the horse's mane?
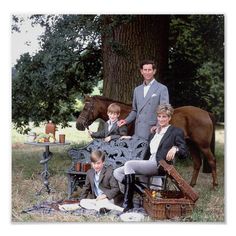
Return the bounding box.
[92,95,132,106]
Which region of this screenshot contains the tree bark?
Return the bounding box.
[102,15,170,103]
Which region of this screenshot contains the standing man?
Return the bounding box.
[118,60,169,140]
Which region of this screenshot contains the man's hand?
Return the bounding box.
[104,136,111,142]
[96,194,107,201]
[117,119,127,127]
[166,146,178,161]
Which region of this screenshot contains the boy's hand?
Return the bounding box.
[118,119,126,127]
[120,136,132,140]
[87,130,93,137]
[104,136,111,142]
[96,194,107,201]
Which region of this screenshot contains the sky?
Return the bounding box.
[11,15,44,66]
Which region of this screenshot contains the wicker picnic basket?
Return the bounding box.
[143,160,199,219]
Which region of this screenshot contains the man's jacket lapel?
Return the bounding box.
[138,80,158,113]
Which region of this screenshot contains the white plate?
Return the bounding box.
[120,212,145,222]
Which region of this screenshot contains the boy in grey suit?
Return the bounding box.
[119,60,169,140]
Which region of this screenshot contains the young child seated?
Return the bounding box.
[88,103,127,142]
[79,150,123,212]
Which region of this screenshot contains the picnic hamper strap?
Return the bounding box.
[165,204,171,219]
[180,204,187,216]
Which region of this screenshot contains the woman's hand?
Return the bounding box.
[166,146,178,161]
[96,194,107,201]
[150,126,158,133]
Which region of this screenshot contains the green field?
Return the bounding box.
[12,122,224,222]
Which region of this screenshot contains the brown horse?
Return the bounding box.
[76,95,218,188]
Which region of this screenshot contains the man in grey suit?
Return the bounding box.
[118,60,169,140]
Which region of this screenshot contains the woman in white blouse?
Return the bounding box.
[113,104,188,212]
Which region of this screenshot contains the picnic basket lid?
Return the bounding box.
[159,160,199,202]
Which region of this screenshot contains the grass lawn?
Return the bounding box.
[11,122,224,222]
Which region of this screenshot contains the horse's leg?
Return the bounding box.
[199,147,218,188]
[203,113,216,173]
[188,142,202,187]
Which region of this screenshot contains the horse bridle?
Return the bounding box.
[78,100,94,129]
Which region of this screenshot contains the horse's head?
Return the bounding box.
[76,97,94,130]
[76,96,104,131]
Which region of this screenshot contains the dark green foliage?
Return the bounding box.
[167,15,224,121]
[12,15,102,133]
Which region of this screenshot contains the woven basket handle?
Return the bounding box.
[159,160,173,173]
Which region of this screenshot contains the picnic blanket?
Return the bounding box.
[21,197,147,218]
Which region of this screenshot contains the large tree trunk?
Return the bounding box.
[101,15,170,103]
